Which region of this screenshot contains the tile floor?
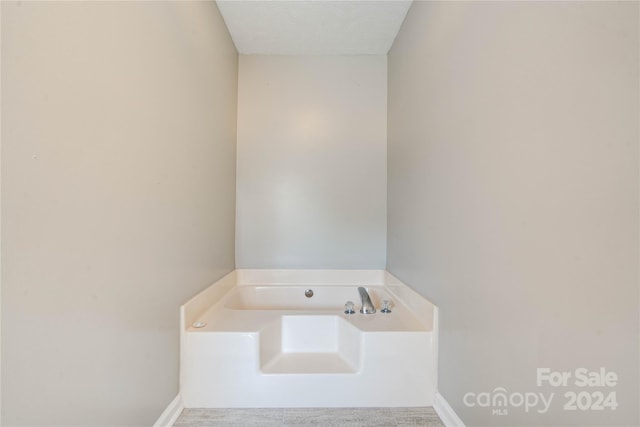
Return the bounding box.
[173,407,445,427]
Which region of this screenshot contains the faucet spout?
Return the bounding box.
[358,287,376,314]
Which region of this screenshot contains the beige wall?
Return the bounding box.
[388,2,638,426]
[236,55,387,268]
[1,2,237,425]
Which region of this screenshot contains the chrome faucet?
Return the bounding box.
[358,287,376,314]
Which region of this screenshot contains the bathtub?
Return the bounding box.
[180,270,437,408]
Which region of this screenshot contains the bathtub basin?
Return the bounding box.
[224,285,385,311]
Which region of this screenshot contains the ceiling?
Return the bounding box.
[215,1,413,55]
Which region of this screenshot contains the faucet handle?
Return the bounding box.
[381,300,392,313]
[344,301,355,315]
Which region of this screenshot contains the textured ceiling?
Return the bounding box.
[216,1,413,55]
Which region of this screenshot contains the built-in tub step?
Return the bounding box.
[261,353,357,374]
[260,315,361,374]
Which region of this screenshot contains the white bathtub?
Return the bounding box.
[180,270,437,408]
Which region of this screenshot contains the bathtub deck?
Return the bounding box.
[173,407,445,427]
[190,304,429,333]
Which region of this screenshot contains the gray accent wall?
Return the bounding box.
[236,55,387,269]
[1,2,237,425]
[387,2,638,426]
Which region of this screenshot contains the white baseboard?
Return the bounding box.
[434,392,465,427]
[153,394,184,427]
